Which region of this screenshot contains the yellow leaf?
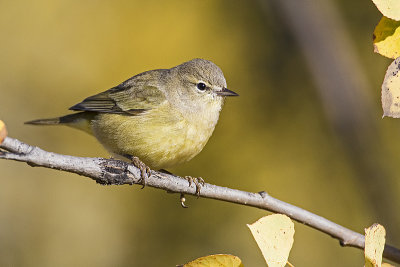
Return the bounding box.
[0,120,7,144]
[365,224,386,267]
[182,254,243,267]
[382,263,395,267]
[373,16,400,59]
[371,0,400,21]
[382,57,400,117]
[247,214,294,267]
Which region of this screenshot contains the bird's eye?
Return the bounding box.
[196,82,207,91]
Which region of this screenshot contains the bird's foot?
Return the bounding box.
[184,176,205,197]
[158,170,193,208]
[131,156,151,188]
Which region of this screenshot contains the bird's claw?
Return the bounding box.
[180,193,188,208]
[131,156,151,188]
[184,176,205,197]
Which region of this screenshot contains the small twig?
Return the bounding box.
[1,136,399,263]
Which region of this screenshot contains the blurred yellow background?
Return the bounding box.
[0,0,399,266]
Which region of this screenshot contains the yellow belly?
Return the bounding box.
[90,104,217,169]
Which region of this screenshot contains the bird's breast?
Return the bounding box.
[91,101,221,169]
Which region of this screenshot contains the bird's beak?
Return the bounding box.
[216,87,239,97]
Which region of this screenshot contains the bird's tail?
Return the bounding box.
[25,112,94,134]
[25,117,62,125]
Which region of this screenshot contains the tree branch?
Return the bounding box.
[1,136,399,263]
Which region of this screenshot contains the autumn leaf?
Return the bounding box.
[373,16,400,59]
[0,120,7,144]
[371,0,400,21]
[247,214,294,267]
[181,254,243,267]
[365,224,386,267]
[382,57,400,117]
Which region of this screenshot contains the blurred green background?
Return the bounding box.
[1,0,399,266]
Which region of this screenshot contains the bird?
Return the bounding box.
[26,58,238,191]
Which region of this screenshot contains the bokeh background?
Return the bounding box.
[0,0,399,266]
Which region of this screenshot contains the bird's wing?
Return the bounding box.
[69,71,167,115]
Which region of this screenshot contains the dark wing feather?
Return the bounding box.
[69,70,167,115]
[69,91,127,114]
